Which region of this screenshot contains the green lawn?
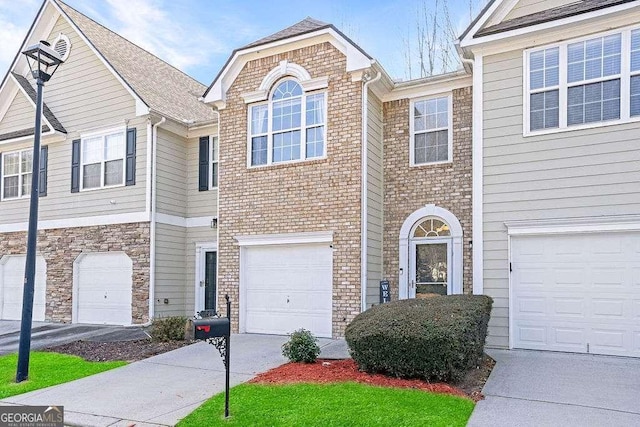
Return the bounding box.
[0,352,126,399]
[178,382,474,427]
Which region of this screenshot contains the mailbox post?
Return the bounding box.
[193,295,231,418]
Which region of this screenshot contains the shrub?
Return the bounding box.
[282,329,321,363]
[345,295,493,382]
[151,316,188,342]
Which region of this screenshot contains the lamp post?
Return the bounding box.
[16,41,64,383]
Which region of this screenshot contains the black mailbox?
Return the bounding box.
[193,317,230,340]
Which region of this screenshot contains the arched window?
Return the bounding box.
[412,218,451,238]
[249,78,326,166]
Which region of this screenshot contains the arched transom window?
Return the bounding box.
[413,218,451,238]
[249,79,326,166]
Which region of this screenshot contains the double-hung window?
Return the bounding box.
[526,28,640,133]
[1,149,32,199]
[410,95,452,165]
[249,79,326,166]
[81,129,125,190]
[211,136,218,189]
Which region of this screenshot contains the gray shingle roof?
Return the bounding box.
[55,0,215,124]
[12,71,66,133]
[242,17,330,49]
[477,0,636,37]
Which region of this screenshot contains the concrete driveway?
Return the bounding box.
[468,349,640,427]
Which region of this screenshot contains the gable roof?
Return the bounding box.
[477,0,636,37]
[54,0,215,124]
[242,17,331,49]
[12,72,65,134]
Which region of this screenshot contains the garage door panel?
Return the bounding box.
[512,232,640,357]
[244,243,332,338]
[0,256,46,321]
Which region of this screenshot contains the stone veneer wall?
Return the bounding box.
[382,86,473,297]
[0,222,150,323]
[217,42,363,338]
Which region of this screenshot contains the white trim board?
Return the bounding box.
[472,55,484,296]
[0,211,150,233]
[505,216,640,235]
[194,242,218,314]
[235,231,334,247]
[155,213,215,228]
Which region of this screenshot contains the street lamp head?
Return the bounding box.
[22,41,64,82]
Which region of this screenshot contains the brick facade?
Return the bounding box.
[382,86,473,298]
[217,42,363,337]
[0,222,150,323]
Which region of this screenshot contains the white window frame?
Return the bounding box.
[0,148,33,201]
[524,25,640,136]
[246,79,328,168]
[409,94,453,167]
[209,136,218,189]
[80,127,126,191]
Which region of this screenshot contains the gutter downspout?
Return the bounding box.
[361,71,382,313]
[148,116,166,323]
[212,109,220,314]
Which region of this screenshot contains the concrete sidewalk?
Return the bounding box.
[468,349,640,427]
[1,334,349,426]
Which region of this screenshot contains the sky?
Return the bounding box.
[0,0,486,85]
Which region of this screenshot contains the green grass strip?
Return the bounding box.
[0,352,126,399]
[178,382,474,427]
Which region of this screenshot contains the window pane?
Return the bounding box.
[21,172,31,196]
[272,98,301,131]
[567,80,619,125]
[3,152,19,175]
[545,67,559,87]
[211,137,218,161]
[83,137,103,164]
[21,150,33,173]
[272,80,302,100]
[251,105,268,135]
[545,47,559,67]
[211,163,218,188]
[3,176,18,198]
[530,51,544,70]
[251,136,267,166]
[105,133,125,160]
[104,159,123,186]
[414,130,448,164]
[568,43,584,63]
[567,63,584,83]
[530,110,544,131]
[632,30,640,72]
[585,38,602,59]
[306,126,324,158]
[567,105,584,125]
[530,92,545,111]
[530,70,544,90]
[306,94,325,126]
[273,130,301,162]
[585,58,602,80]
[631,76,640,116]
[530,90,558,130]
[83,163,101,189]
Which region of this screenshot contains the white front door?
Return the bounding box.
[409,239,451,298]
[511,233,640,358]
[242,243,333,338]
[0,255,46,321]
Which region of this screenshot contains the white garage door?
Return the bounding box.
[0,255,46,321]
[512,233,640,357]
[243,244,332,337]
[74,252,132,325]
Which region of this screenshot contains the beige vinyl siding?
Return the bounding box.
[503,0,576,21]
[154,223,187,317]
[366,91,383,309]
[0,92,35,135]
[0,117,147,223]
[187,136,218,218]
[184,227,217,314]
[43,16,136,131]
[156,129,187,217]
[482,48,640,348]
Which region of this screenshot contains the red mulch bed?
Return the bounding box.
[250,359,475,401]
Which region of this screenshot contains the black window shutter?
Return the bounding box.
[38,145,48,197]
[126,128,136,186]
[71,139,80,193]
[198,136,209,191]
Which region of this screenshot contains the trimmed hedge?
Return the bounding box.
[345,295,492,382]
[151,316,188,342]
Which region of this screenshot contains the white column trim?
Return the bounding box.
[472,54,484,295]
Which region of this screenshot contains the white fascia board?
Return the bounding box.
[482,0,519,28]
[459,0,507,47]
[9,73,54,132]
[460,1,640,49]
[382,74,472,102]
[49,0,150,117]
[235,231,334,246]
[505,215,640,235]
[0,211,150,233]
[0,130,65,146]
[203,28,373,107]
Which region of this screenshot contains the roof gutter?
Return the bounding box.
[361,70,382,312]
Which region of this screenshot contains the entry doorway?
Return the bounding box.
[409,239,451,298]
[195,244,217,314]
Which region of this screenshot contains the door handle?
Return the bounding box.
[199,280,205,288]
